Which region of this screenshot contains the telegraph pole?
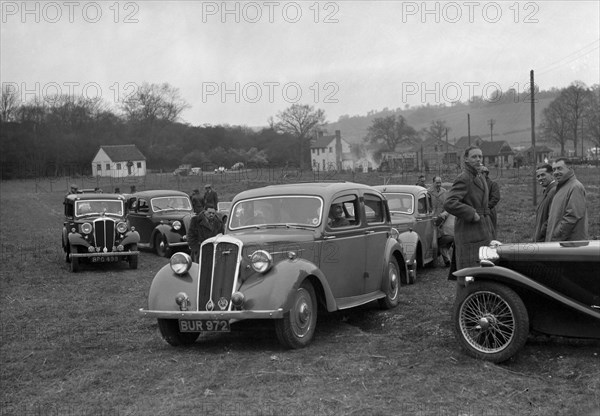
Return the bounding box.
[467,114,471,146]
[488,119,495,142]
[530,70,537,206]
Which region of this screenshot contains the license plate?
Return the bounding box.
[179,320,230,332]
[92,256,119,263]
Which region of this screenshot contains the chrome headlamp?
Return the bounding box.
[116,221,128,234]
[172,220,182,231]
[250,250,272,273]
[170,252,192,275]
[81,223,92,234]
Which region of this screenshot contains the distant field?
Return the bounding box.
[1,168,599,415]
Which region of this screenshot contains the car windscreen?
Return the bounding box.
[151,196,192,212]
[229,196,323,229]
[383,193,414,215]
[75,200,124,217]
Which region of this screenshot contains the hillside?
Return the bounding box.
[325,95,557,149]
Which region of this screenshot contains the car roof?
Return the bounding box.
[65,193,126,202]
[373,185,428,195]
[129,190,191,199]
[232,182,382,201]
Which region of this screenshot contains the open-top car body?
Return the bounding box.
[140,182,410,348]
[62,193,140,272]
[127,190,193,257]
[373,185,438,283]
[453,240,600,363]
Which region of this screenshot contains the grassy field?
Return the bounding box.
[1,168,599,416]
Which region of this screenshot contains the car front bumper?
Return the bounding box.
[139,308,284,320]
[70,251,139,259]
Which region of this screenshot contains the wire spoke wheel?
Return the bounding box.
[454,282,529,363]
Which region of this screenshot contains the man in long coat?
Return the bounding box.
[187,207,224,262]
[545,158,588,241]
[533,163,557,242]
[482,166,500,238]
[444,146,495,275]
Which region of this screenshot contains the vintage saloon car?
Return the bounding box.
[140,182,410,348]
[62,193,140,272]
[127,190,193,257]
[453,240,600,363]
[373,185,438,283]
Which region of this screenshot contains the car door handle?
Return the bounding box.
[364,230,374,234]
[324,235,336,240]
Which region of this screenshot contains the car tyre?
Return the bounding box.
[128,244,138,269]
[379,258,401,309]
[275,281,317,349]
[157,319,200,346]
[155,233,170,257]
[454,281,529,363]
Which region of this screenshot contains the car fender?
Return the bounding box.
[384,238,409,279]
[151,224,180,246]
[120,231,140,246]
[240,258,337,312]
[148,263,200,311]
[395,230,419,265]
[67,233,91,248]
[453,266,600,320]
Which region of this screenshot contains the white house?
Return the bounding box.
[310,130,354,171]
[92,145,147,178]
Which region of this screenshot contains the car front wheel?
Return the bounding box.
[275,281,317,349]
[155,234,170,257]
[157,319,200,346]
[454,281,529,363]
[379,258,400,309]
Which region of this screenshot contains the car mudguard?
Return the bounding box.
[121,231,140,246]
[384,238,408,278]
[396,230,419,265]
[67,233,91,249]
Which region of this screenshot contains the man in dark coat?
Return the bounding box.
[545,158,588,241]
[444,146,495,276]
[203,184,218,210]
[481,166,500,238]
[187,207,224,262]
[533,163,557,242]
[191,189,204,214]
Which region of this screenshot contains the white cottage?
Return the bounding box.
[310,130,353,171]
[92,145,147,178]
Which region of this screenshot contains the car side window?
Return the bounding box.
[138,199,149,212]
[327,195,359,228]
[364,193,385,224]
[417,195,427,214]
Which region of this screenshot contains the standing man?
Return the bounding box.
[545,158,588,241]
[428,176,447,217]
[191,189,204,214]
[444,146,495,274]
[533,163,557,242]
[481,166,500,238]
[415,175,426,188]
[203,184,218,210]
[187,207,224,262]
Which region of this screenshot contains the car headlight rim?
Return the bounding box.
[170,252,193,275]
[116,221,128,234]
[250,250,273,273]
[81,222,92,234]
[172,220,182,231]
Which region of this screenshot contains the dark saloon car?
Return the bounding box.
[373,185,438,283]
[453,240,600,363]
[126,190,193,257]
[140,182,410,348]
[62,193,140,272]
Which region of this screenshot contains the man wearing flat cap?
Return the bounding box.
[203,184,218,210]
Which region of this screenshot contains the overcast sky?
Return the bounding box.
[2,1,599,127]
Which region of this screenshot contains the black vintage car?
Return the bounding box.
[126,190,193,257]
[62,193,140,272]
[453,240,600,363]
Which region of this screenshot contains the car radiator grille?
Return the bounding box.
[198,242,239,311]
[94,219,116,251]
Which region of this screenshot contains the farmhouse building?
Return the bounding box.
[310,130,353,171]
[92,145,147,178]
[522,145,554,165]
[381,138,458,172]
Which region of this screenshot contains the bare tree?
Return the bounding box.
[424,120,449,141]
[561,81,590,156]
[273,104,326,170]
[1,83,21,122]
[540,97,571,156]
[365,115,416,152]
[583,84,600,152]
[121,82,190,123]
